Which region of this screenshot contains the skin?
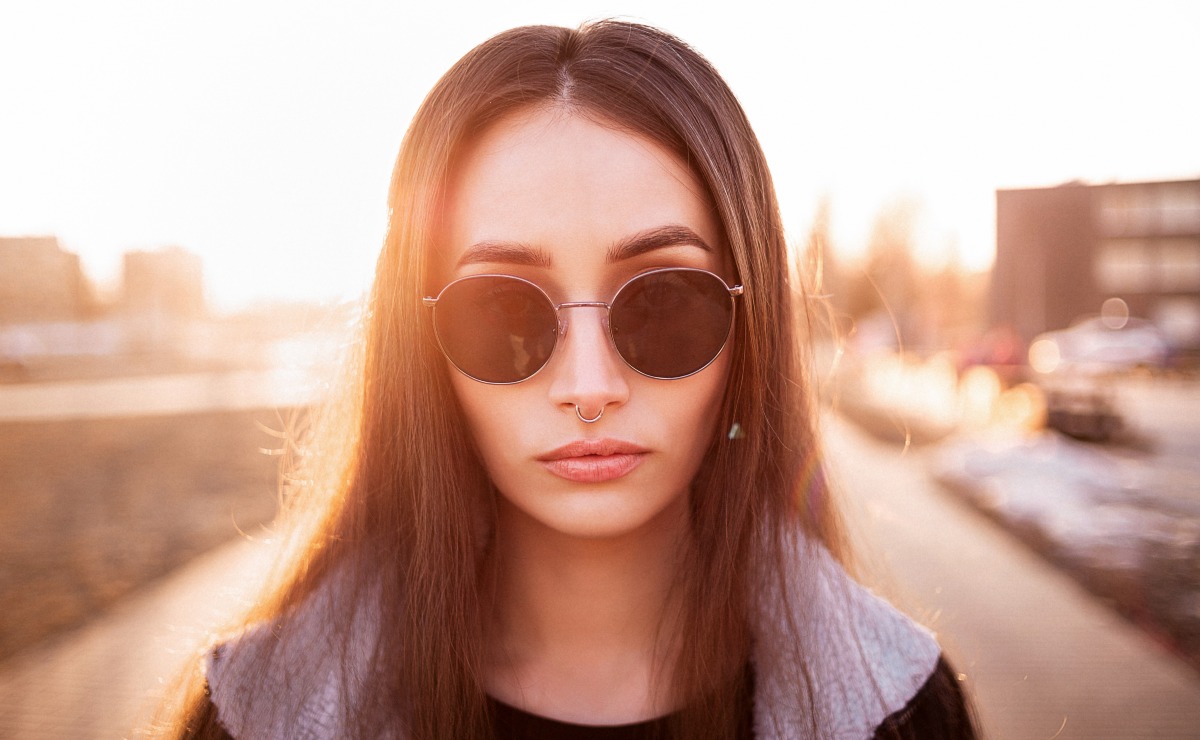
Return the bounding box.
[436,105,734,724]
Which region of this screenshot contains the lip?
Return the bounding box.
[537,439,649,483]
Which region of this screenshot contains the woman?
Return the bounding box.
[165,19,974,739]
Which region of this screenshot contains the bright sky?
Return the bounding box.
[2,1,1198,311]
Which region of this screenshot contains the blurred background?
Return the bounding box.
[1,1,1198,738]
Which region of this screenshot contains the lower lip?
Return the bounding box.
[540,453,645,483]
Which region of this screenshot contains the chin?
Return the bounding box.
[501,487,688,542]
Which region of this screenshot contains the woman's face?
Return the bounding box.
[435,107,732,541]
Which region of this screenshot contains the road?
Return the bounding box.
[823,414,1200,738]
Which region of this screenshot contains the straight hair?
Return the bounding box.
[163,19,847,739]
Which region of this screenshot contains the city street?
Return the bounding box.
[1,411,1199,738]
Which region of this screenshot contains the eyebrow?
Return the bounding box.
[455,225,713,269]
[455,241,552,268]
[606,225,714,262]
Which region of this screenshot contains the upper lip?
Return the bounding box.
[538,439,649,460]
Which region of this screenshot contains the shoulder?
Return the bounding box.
[872,657,977,739]
[751,535,953,738]
[204,568,384,738]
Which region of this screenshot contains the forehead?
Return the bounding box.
[435,107,724,282]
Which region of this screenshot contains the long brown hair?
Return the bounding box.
[166,19,845,739]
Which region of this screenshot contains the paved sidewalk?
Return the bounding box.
[0,537,278,739]
[824,415,1200,738]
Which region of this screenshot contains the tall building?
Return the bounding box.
[992,179,1200,349]
[0,236,88,323]
[121,247,205,318]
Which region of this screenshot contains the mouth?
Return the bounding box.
[537,439,649,483]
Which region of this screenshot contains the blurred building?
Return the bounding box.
[121,247,205,318]
[0,236,88,323]
[992,179,1200,349]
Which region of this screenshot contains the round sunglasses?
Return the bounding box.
[423,267,744,384]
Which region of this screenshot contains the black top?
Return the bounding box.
[490,657,975,740]
[491,699,673,740]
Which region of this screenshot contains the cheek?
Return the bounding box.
[448,372,528,475]
[669,355,731,456]
[449,372,497,445]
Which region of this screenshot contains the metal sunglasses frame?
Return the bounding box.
[422,266,744,384]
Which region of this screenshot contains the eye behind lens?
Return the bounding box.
[610,269,733,379]
[433,275,558,384]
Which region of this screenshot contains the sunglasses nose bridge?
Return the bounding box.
[553,300,612,344]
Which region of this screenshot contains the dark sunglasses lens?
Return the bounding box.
[611,270,733,379]
[433,276,557,383]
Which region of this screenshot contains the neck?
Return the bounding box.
[483,496,688,723]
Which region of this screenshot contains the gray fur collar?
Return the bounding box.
[207,535,939,739]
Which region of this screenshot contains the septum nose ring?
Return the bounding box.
[575,405,603,424]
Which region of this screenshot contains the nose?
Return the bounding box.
[546,305,630,421]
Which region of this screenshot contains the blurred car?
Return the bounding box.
[1028,316,1170,375]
